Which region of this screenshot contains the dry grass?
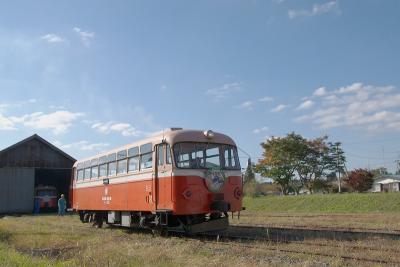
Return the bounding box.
[230,211,400,232]
[1,214,400,266]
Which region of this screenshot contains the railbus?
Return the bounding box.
[71,128,243,234]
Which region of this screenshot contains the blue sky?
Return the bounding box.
[0,0,399,172]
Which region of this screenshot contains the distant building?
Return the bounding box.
[0,134,75,213]
[371,175,400,192]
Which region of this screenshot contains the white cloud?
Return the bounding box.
[53,140,109,151]
[253,126,268,134]
[12,110,84,135]
[237,101,254,110]
[73,27,95,47]
[271,104,287,112]
[0,113,16,130]
[40,34,65,43]
[313,87,327,97]
[206,82,241,101]
[259,96,274,102]
[289,1,338,19]
[297,99,314,110]
[92,121,141,137]
[335,82,364,94]
[295,83,400,132]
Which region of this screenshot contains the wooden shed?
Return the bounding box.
[0,134,75,213]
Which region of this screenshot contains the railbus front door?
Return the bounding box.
[154,143,173,211]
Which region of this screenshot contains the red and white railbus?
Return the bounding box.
[71,128,243,233]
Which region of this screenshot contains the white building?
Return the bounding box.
[371,175,400,192]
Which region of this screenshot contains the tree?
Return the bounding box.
[329,142,346,192]
[243,158,255,184]
[345,169,374,192]
[370,167,390,177]
[255,132,346,194]
[296,136,331,193]
[254,133,307,195]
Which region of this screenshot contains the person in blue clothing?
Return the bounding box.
[58,194,66,216]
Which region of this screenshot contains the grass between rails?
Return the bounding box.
[243,192,400,213]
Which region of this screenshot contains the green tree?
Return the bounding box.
[329,142,346,192]
[254,133,306,195]
[255,132,346,194]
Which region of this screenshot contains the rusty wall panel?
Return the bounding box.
[0,168,35,213]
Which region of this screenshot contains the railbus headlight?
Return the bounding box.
[203,130,215,139]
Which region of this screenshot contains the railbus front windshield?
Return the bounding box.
[173,142,240,170]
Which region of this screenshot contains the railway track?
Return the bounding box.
[233,222,400,233]
[185,231,400,265]
[166,223,400,265]
[230,224,400,241]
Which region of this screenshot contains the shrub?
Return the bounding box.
[344,169,374,192]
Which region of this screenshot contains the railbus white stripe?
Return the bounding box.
[73,169,241,189]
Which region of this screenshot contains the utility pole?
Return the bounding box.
[336,143,342,193]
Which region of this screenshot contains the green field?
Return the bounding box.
[227,193,400,231]
[243,192,400,213]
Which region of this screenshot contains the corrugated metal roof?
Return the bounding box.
[0,134,76,162]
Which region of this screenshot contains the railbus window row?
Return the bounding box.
[75,143,172,181]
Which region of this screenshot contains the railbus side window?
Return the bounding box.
[157,145,164,166]
[77,169,84,180]
[99,164,107,177]
[84,168,90,180]
[166,144,172,165]
[99,155,108,177]
[108,162,116,176]
[128,146,139,172]
[128,156,139,172]
[91,158,99,179]
[140,143,153,170]
[107,153,117,176]
[117,150,127,174]
[117,160,127,174]
[91,165,98,179]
